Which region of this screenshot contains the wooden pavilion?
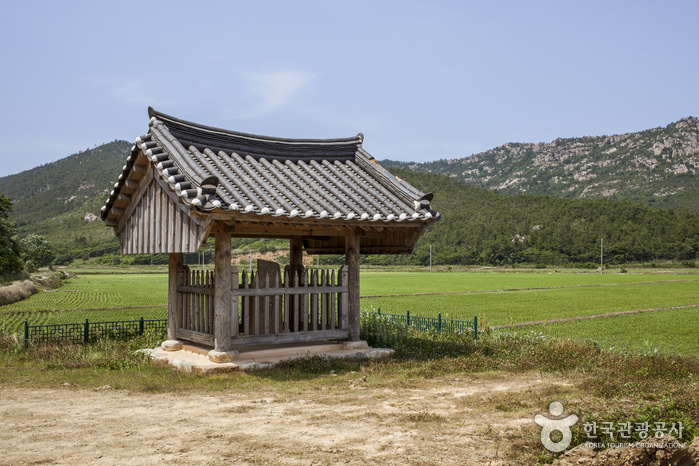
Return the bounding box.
[101,108,439,361]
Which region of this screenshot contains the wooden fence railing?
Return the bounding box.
[175,265,349,347]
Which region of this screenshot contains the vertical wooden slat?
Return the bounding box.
[283,267,290,333]
[302,269,308,332]
[321,270,327,331]
[340,265,348,331]
[231,266,239,337]
[242,270,249,336]
[330,269,336,330]
[205,270,210,334]
[145,184,151,253]
[311,270,318,331]
[273,271,280,334]
[174,207,181,253]
[264,271,270,335]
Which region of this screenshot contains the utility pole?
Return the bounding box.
[430,244,432,273]
[600,238,603,274]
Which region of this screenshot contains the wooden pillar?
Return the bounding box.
[290,236,303,274]
[168,253,183,341]
[214,231,232,352]
[345,232,360,341]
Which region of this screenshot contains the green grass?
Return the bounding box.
[362,281,699,324]
[504,306,699,358]
[359,271,699,296]
[2,270,699,359]
[0,274,168,312]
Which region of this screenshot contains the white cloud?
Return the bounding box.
[243,70,316,115]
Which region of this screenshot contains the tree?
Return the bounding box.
[20,234,55,272]
[0,195,23,276]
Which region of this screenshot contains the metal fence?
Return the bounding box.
[24,317,168,347]
[376,308,478,340]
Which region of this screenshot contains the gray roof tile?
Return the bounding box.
[101,108,440,224]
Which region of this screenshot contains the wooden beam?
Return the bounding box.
[111,207,125,215]
[117,193,131,202]
[345,232,360,341]
[133,164,147,173]
[230,222,388,239]
[214,230,232,352]
[105,218,118,227]
[125,179,139,188]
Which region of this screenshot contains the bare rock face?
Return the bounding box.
[552,435,696,466]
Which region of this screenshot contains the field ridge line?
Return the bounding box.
[360,279,699,298]
[0,304,167,317]
[491,304,699,329]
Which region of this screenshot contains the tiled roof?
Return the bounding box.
[101,108,440,224]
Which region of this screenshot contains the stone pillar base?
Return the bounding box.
[208,350,239,363]
[342,340,369,350]
[161,340,182,351]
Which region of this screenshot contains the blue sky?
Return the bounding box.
[1,0,697,176]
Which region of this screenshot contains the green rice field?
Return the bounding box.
[2,270,698,358]
[504,306,699,358]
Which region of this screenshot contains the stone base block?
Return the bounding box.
[342,340,369,350]
[207,350,239,363]
[161,340,182,351]
[365,348,396,359]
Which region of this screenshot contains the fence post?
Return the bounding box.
[474,315,478,341]
[378,307,381,317]
[24,320,28,348]
[438,313,442,333]
[406,309,410,327]
[84,318,89,344]
[139,316,144,335]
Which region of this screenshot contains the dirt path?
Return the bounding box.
[0,373,563,465]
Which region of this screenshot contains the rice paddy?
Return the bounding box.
[1,269,697,358]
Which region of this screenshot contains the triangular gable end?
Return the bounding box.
[112,163,212,254]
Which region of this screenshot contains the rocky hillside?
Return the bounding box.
[381,117,699,212]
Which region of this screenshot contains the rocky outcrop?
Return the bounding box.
[388,116,699,212]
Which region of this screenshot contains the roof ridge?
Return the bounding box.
[148,107,363,146]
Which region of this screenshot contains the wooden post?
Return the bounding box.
[345,233,360,341]
[290,237,303,272]
[214,231,232,352]
[168,253,183,340]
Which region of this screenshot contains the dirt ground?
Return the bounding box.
[0,372,562,465]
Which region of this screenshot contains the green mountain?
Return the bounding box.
[1,115,698,268]
[364,169,699,267]
[381,117,699,213]
[0,141,130,261]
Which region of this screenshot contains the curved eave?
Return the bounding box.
[101,109,441,227]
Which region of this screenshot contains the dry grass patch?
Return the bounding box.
[0,279,36,306]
